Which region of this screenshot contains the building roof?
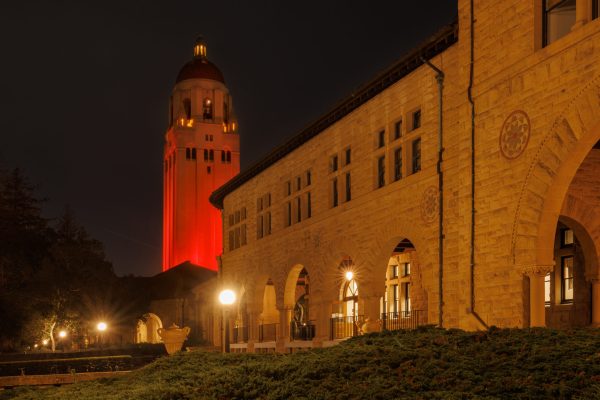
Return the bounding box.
[209,19,458,209]
[176,58,225,84]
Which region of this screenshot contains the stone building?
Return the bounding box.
[209,0,600,352]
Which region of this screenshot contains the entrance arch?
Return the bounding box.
[284,265,314,341]
[136,313,163,344]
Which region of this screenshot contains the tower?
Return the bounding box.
[163,37,240,271]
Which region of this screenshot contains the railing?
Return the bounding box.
[289,321,316,341]
[330,315,364,340]
[232,326,248,343]
[381,310,425,331]
[258,323,278,342]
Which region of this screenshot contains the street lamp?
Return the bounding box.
[218,289,236,353]
[58,330,67,338]
[345,270,354,281]
[97,322,107,349]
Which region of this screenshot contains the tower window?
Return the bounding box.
[209,150,214,161]
[185,148,191,160]
[226,151,231,163]
[183,98,191,120]
[221,151,226,162]
[207,166,211,174]
[223,102,229,124]
[204,149,208,161]
[203,98,213,120]
[191,148,196,160]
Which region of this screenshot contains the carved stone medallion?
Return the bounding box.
[499,110,530,159]
[420,186,439,224]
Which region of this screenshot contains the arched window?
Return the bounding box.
[203,98,213,120]
[204,149,208,161]
[183,98,191,120]
[209,149,214,161]
[223,102,229,124]
[343,279,358,317]
[221,150,226,162]
[226,151,231,163]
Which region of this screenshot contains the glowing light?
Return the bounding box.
[219,289,236,305]
[186,119,194,127]
[34,344,38,348]
[97,322,107,332]
[345,271,354,281]
[42,339,49,346]
[58,330,67,338]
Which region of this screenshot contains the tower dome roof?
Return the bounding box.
[175,36,225,84]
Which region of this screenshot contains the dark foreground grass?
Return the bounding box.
[3,326,600,400]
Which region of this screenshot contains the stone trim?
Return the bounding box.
[518,264,554,276]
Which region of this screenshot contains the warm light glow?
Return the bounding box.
[186,119,194,127]
[97,322,107,332]
[345,271,354,281]
[194,44,207,57]
[42,339,49,346]
[34,344,38,348]
[219,289,236,305]
[58,330,67,338]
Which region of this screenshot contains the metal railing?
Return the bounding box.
[381,310,425,331]
[232,326,248,343]
[289,321,316,341]
[258,323,278,342]
[330,315,364,340]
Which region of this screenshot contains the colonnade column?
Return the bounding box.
[521,265,554,327]
[276,306,292,352]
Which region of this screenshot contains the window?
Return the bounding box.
[391,265,399,279]
[306,170,311,186]
[203,98,213,120]
[226,151,231,163]
[402,262,410,277]
[394,119,402,140]
[286,181,291,196]
[265,212,271,235]
[209,150,214,162]
[223,102,229,124]
[594,0,599,19]
[257,215,263,239]
[412,139,421,173]
[561,255,574,303]
[544,272,551,306]
[392,284,399,314]
[183,98,191,119]
[561,228,574,247]
[394,147,402,181]
[331,155,338,172]
[221,150,226,162]
[296,177,302,191]
[285,202,292,227]
[345,172,351,202]
[185,148,191,160]
[191,148,196,160]
[412,110,421,131]
[306,192,311,218]
[228,206,248,251]
[377,156,386,188]
[401,283,411,313]
[332,178,338,207]
[207,166,211,174]
[204,149,208,161]
[378,130,385,148]
[543,0,576,46]
[296,196,302,223]
[345,148,351,165]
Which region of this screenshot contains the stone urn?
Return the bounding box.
[361,318,382,334]
[157,324,191,355]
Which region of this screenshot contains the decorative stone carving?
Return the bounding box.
[157,324,191,355]
[499,110,531,159]
[518,264,554,277]
[420,186,439,223]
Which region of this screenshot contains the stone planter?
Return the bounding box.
[157,324,191,355]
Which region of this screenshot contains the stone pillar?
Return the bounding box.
[591,278,600,327]
[312,299,331,346]
[521,265,554,327]
[276,306,291,352]
[246,308,260,353]
[573,0,589,30]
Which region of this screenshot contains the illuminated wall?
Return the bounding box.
[163,38,240,271]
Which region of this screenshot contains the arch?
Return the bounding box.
[284,264,307,309]
[137,313,163,344]
[512,77,600,268]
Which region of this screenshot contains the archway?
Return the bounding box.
[136,313,163,344]
[380,238,427,330]
[258,279,279,342]
[284,265,314,341]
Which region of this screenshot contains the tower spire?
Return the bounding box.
[193,36,207,59]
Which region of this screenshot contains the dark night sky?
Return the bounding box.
[0,1,457,277]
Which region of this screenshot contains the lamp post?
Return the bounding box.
[97,322,107,349]
[218,289,236,353]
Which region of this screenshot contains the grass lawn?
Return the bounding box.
[3,326,600,399]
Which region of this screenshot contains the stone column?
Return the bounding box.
[276,306,292,352]
[521,265,554,327]
[591,278,600,327]
[573,0,589,30]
